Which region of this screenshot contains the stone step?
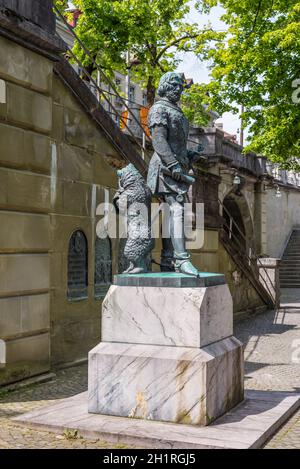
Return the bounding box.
[280,274,300,278]
[280,272,300,275]
[280,283,300,286]
[281,259,300,262]
[280,269,300,273]
[282,258,300,261]
[280,279,300,282]
[282,257,300,261]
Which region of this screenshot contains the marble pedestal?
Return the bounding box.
[88,273,244,426]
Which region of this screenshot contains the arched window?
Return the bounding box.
[94,236,112,298]
[67,230,88,300]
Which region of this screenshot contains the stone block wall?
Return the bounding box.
[0,30,124,384]
[0,35,52,384]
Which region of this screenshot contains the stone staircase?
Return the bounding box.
[280,230,300,288]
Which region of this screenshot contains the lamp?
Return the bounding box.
[263,183,282,198]
[275,185,282,198]
[233,173,241,185]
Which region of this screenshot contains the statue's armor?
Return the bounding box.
[147,99,191,195]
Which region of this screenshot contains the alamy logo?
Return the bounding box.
[95,201,205,250]
[292,79,300,104]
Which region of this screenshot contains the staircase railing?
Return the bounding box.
[219,199,276,308]
[53,4,150,160]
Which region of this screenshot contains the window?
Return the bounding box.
[67,231,88,300]
[115,78,123,104]
[129,86,135,103]
[94,236,112,298]
[142,93,148,107]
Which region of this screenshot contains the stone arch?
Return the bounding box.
[94,235,112,298]
[67,230,88,300]
[222,190,255,253]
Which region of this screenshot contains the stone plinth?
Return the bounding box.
[102,283,232,348]
[88,273,244,426]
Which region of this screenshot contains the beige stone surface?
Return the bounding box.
[57,143,94,183]
[200,229,219,251]
[0,211,50,253]
[191,251,219,273]
[23,131,52,174]
[266,187,300,257]
[0,36,52,93]
[52,75,81,111]
[6,83,52,133]
[64,106,113,153]
[0,124,51,173]
[0,79,6,103]
[93,151,118,188]
[0,254,49,296]
[218,242,264,316]
[0,168,50,212]
[51,103,64,141]
[0,294,49,339]
[4,332,50,365]
[54,179,92,217]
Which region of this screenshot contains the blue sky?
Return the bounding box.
[175,2,241,138]
[68,1,241,138]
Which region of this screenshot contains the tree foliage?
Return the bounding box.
[200,0,300,167]
[53,0,69,13]
[55,0,217,107]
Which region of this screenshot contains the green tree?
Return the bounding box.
[54,0,69,13]
[56,0,217,107]
[201,0,300,167]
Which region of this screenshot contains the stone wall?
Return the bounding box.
[0,35,53,385]
[218,243,266,317]
[0,31,124,384]
[49,74,121,366]
[265,186,300,258]
[0,0,55,32]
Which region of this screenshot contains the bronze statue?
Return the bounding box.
[114,164,154,274]
[147,72,201,276]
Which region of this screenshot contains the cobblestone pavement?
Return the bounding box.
[234,289,300,449]
[0,288,299,449]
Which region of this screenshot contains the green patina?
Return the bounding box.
[117,272,223,278]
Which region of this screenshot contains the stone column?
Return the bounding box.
[88,273,244,426]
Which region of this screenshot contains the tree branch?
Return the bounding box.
[155,29,214,62]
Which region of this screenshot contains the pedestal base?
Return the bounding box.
[88,336,244,426]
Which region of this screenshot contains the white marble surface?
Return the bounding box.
[15,390,300,448]
[88,336,244,425]
[101,284,233,348]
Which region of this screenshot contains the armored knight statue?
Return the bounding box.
[147,72,202,276]
[114,163,154,274]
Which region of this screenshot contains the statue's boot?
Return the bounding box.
[174,252,199,277]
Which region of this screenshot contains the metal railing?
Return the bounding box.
[53,4,150,160]
[53,4,207,161]
[219,198,276,307]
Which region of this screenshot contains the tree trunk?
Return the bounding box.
[147,76,156,107]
